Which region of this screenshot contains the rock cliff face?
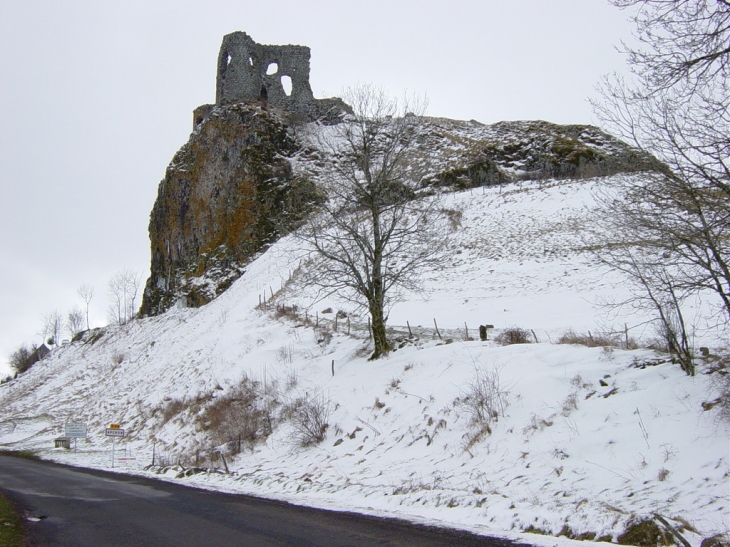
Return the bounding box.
[140,103,321,316]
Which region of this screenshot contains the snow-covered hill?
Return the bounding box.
[0,176,727,546]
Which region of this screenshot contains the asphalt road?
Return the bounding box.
[0,455,531,547]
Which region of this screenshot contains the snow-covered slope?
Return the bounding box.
[0,176,727,545]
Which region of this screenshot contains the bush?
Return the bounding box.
[617,519,671,547]
[158,397,189,424]
[495,327,532,345]
[286,391,331,447]
[8,344,35,374]
[198,375,273,454]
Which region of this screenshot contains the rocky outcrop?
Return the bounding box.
[141,99,663,318]
[140,103,322,316]
[418,119,663,189]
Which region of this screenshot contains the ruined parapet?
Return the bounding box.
[193,31,349,128]
[217,32,314,109]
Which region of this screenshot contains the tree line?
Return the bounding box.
[5,269,142,378]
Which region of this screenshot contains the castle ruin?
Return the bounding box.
[194,31,349,127]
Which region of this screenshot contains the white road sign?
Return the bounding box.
[65,422,87,438]
[105,428,125,437]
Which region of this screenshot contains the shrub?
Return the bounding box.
[8,344,35,374]
[198,375,273,454]
[286,391,331,447]
[617,519,671,547]
[495,327,532,345]
[159,397,189,424]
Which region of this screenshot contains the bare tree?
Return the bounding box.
[108,269,143,325]
[67,307,85,339]
[587,218,697,374]
[41,310,64,346]
[298,84,449,358]
[591,0,730,369]
[593,0,730,195]
[77,283,94,331]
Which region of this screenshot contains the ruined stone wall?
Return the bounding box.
[191,31,349,128]
[216,32,315,108]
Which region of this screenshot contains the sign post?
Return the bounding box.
[105,424,125,468]
[64,422,87,453]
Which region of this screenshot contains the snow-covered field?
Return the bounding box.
[1,176,727,546]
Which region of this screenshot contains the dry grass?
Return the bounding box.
[495,327,532,345]
[158,397,189,424]
[274,303,299,321]
[457,367,510,450]
[558,329,640,349]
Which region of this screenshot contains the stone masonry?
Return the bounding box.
[194,31,349,128]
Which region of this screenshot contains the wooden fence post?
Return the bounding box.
[433,318,442,340]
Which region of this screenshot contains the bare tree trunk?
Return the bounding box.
[369,298,389,359]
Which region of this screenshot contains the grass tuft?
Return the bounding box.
[0,492,26,547]
[0,450,38,460]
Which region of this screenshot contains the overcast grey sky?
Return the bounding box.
[0,0,636,374]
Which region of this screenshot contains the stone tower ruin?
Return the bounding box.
[194,31,349,127]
